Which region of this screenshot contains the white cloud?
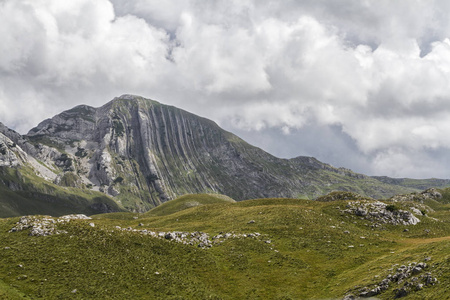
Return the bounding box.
[2,0,450,178]
[0,0,173,132]
[172,11,271,95]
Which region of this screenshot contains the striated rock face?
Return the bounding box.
[0,95,424,212]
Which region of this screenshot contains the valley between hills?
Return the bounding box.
[0,95,449,299]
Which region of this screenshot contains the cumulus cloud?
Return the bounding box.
[0,0,174,131]
[1,0,450,178]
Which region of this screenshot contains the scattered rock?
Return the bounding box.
[356,260,437,299]
[355,207,368,216]
[59,214,91,220]
[362,286,381,297]
[113,227,265,249]
[9,214,265,250]
[410,207,422,215]
[9,214,92,236]
[164,232,175,240]
[394,287,408,298]
[343,201,420,226]
[423,273,438,285]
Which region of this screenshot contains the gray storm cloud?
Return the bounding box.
[1,0,450,178]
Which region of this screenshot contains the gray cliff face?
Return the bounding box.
[28,105,98,142]
[0,132,28,167]
[0,122,62,179]
[2,95,421,212]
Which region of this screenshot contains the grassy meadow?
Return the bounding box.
[0,193,449,299]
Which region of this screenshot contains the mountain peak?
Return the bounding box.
[109,94,161,107]
[116,94,144,100]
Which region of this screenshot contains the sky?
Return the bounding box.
[1,0,450,179]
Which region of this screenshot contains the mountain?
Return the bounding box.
[1,95,449,215]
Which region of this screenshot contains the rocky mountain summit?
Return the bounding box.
[1,95,449,215]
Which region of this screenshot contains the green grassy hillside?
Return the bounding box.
[372,176,450,190]
[145,193,235,216]
[0,191,449,299]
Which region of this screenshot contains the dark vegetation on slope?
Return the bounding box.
[0,166,123,218]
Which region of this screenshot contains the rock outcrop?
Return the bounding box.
[343,200,421,226]
[9,214,91,236]
[0,132,28,167]
[391,188,443,203]
[345,260,439,299]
